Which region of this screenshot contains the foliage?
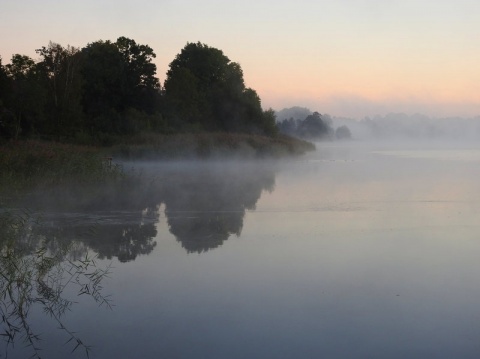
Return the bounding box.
[0,57,8,111]
[80,37,161,136]
[2,54,46,139]
[0,210,112,359]
[335,125,352,140]
[164,42,277,135]
[297,112,333,138]
[1,38,311,163]
[278,111,334,139]
[276,106,312,123]
[0,37,162,142]
[35,42,84,138]
[115,36,160,113]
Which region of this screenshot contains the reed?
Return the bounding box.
[0,140,122,193]
[110,132,315,160]
[0,210,113,359]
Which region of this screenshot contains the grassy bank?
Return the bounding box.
[0,140,122,193]
[110,132,315,160]
[0,132,314,195]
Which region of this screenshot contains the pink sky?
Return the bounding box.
[1,0,479,119]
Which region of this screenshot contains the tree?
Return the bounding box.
[261,108,278,137]
[163,66,203,129]
[335,125,352,140]
[36,42,83,137]
[80,37,161,136]
[115,36,160,113]
[278,117,297,136]
[5,54,35,77]
[276,106,312,122]
[164,42,227,130]
[0,57,7,93]
[0,57,12,139]
[3,54,46,139]
[297,112,332,139]
[80,40,127,134]
[164,42,275,135]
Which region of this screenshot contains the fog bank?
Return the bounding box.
[332,113,480,142]
[277,107,480,143]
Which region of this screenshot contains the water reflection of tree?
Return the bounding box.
[90,222,158,262]
[161,164,276,253]
[12,162,276,257]
[23,176,163,263]
[36,218,158,263]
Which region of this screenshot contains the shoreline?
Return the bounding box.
[0,132,314,193]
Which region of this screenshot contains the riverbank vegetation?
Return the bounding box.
[0,140,122,194]
[0,37,314,190]
[0,38,307,144]
[111,132,314,160]
[0,133,313,195]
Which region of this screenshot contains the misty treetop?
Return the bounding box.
[277,109,352,140]
[278,111,334,140]
[0,38,277,144]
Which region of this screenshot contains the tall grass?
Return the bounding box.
[0,140,122,194]
[111,132,315,160]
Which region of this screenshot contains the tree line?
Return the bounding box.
[0,38,277,144]
[278,111,351,140]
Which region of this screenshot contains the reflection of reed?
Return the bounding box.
[0,211,112,359]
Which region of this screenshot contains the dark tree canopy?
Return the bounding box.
[80,40,128,133]
[115,36,160,113]
[0,38,278,143]
[80,37,161,136]
[297,112,331,138]
[35,42,83,137]
[164,42,277,135]
[2,54,45,138]
[278,111,334,140]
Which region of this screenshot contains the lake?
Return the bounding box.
[3,141,480,359]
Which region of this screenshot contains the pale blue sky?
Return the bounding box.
[1,0,479,118]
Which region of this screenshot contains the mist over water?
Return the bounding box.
[331,113,480,143]
[276,107,480,144]
[4,139,480,358]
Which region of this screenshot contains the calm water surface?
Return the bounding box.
[4,142,480,358]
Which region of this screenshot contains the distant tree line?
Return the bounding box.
[0,38,277,144]
[277,111,351,140]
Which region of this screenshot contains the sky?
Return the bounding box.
[1,0,479,119]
